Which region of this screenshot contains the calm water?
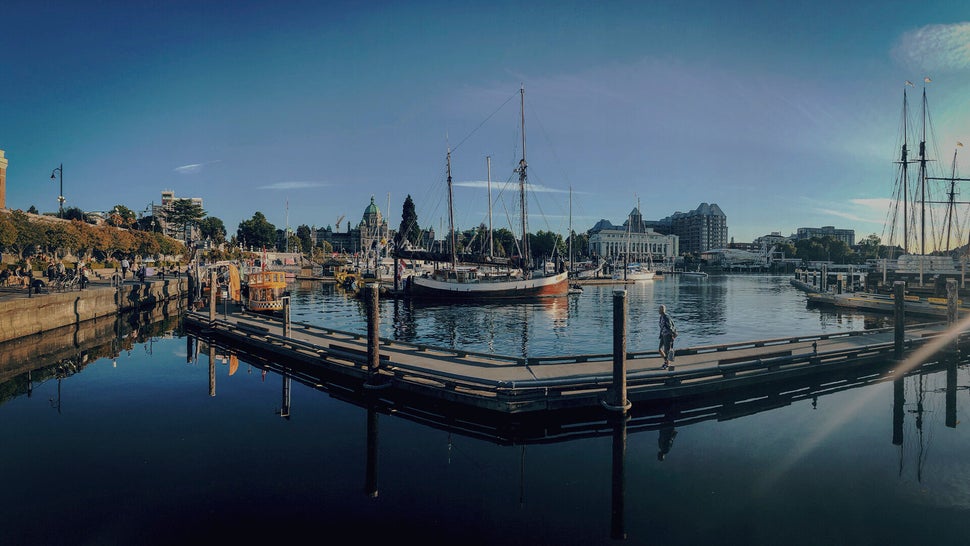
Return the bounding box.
[2,274,970,545]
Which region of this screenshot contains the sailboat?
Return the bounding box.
[883,78,965,279]
[407,86,570,300]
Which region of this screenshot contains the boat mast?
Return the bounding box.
[944,147,958,252]
[487,155,494,259]
[568,186,573,274]
[447,149,457,272]
[517,85,531,277]
[901,87,910,255]
[918,85,929,256]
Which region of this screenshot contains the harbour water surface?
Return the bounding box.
[2,274,969,545]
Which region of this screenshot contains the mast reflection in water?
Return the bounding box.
[1,275,970,544]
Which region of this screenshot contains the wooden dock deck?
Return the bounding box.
[184,308,968,414]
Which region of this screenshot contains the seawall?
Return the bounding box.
[0,278,188,344]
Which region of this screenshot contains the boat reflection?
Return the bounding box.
[386,294,571,358]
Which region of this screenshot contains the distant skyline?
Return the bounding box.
[3,1,970,245]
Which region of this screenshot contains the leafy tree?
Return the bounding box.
[9,210,43,259]
[237,212,276,249]
[566,231,589,260]
[63,206,86,222]
[27,205,39,215]
[0,213,16,249]
[133,230,161,258]
[856,234,882,261]
[529,230,565,261]
[198,216,227,244]
[71,221,98,262]
[102,228,136,263]
[492,228,517,258]
[162,199,206,239]
[773,240,797,260]
[296,224,313,255]
[108,205,137,228]
[396,195,421,248]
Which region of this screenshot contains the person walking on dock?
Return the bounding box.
[121,257,130,279]
[658,304,677,369]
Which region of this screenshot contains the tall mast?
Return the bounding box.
[447,149,457,272]
[487,155,494,258]
[517,85,531,277]
[568,186,573,273]
[944,147,958,252]
[901,88,910,254]
[919,85,929,256]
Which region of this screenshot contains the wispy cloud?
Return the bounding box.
[892,22,970,72]
[453,180,574,193]
[256,181,330,190]
[174,160,221,174]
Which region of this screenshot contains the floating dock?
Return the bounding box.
[184,304,968,415]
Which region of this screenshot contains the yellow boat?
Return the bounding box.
[246,270,288,313]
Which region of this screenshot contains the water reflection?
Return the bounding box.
[283,275,902,359]
[189,338,969,542]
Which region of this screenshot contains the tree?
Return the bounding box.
[162,199,206,239]
[396,195,421,249]
[492,228,517,258]
[296,224,313,255]
[237,212,276,249]
[529,230,564,261]
[198,217,227,244]
[63,206,86,222]
[108,205,137,228]
[8,210,43,259]
[27,205,39,215]
[857,233,882,261]
[0,213,15,249]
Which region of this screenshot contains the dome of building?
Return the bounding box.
[362,196,380,222]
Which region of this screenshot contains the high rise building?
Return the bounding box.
[0,150,7,210]
[795,226,855,246]
[655,203,728,254]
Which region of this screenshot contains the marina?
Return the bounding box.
[185,302,964,413]
[4,274,970,544]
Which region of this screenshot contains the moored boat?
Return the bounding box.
[246,269,288,313]
[407,86,569,301]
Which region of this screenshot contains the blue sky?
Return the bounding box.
[3,0,970,245]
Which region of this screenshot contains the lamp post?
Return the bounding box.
[50,164,64,218]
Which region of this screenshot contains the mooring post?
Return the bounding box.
[209,269,217,323]
[946,278,958,325]
[364,283,385,387]
[283,296,291,337]
[602,289,630,412]
[894,281,905,359]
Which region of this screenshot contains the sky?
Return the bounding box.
[3,0,970,246]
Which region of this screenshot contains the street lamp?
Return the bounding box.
[50,164,64,218]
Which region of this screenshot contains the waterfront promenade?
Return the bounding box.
[0,269,188,343]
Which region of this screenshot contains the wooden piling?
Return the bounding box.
[364,283,386,388]
[602,289,631,412]
[283,296,291,337]
[209,269,217,323]
[894,281,905,359]
[947,278,958,325]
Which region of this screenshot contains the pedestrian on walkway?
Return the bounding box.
[658,304,677,369]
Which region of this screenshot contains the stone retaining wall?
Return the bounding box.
[0,278,188,343]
